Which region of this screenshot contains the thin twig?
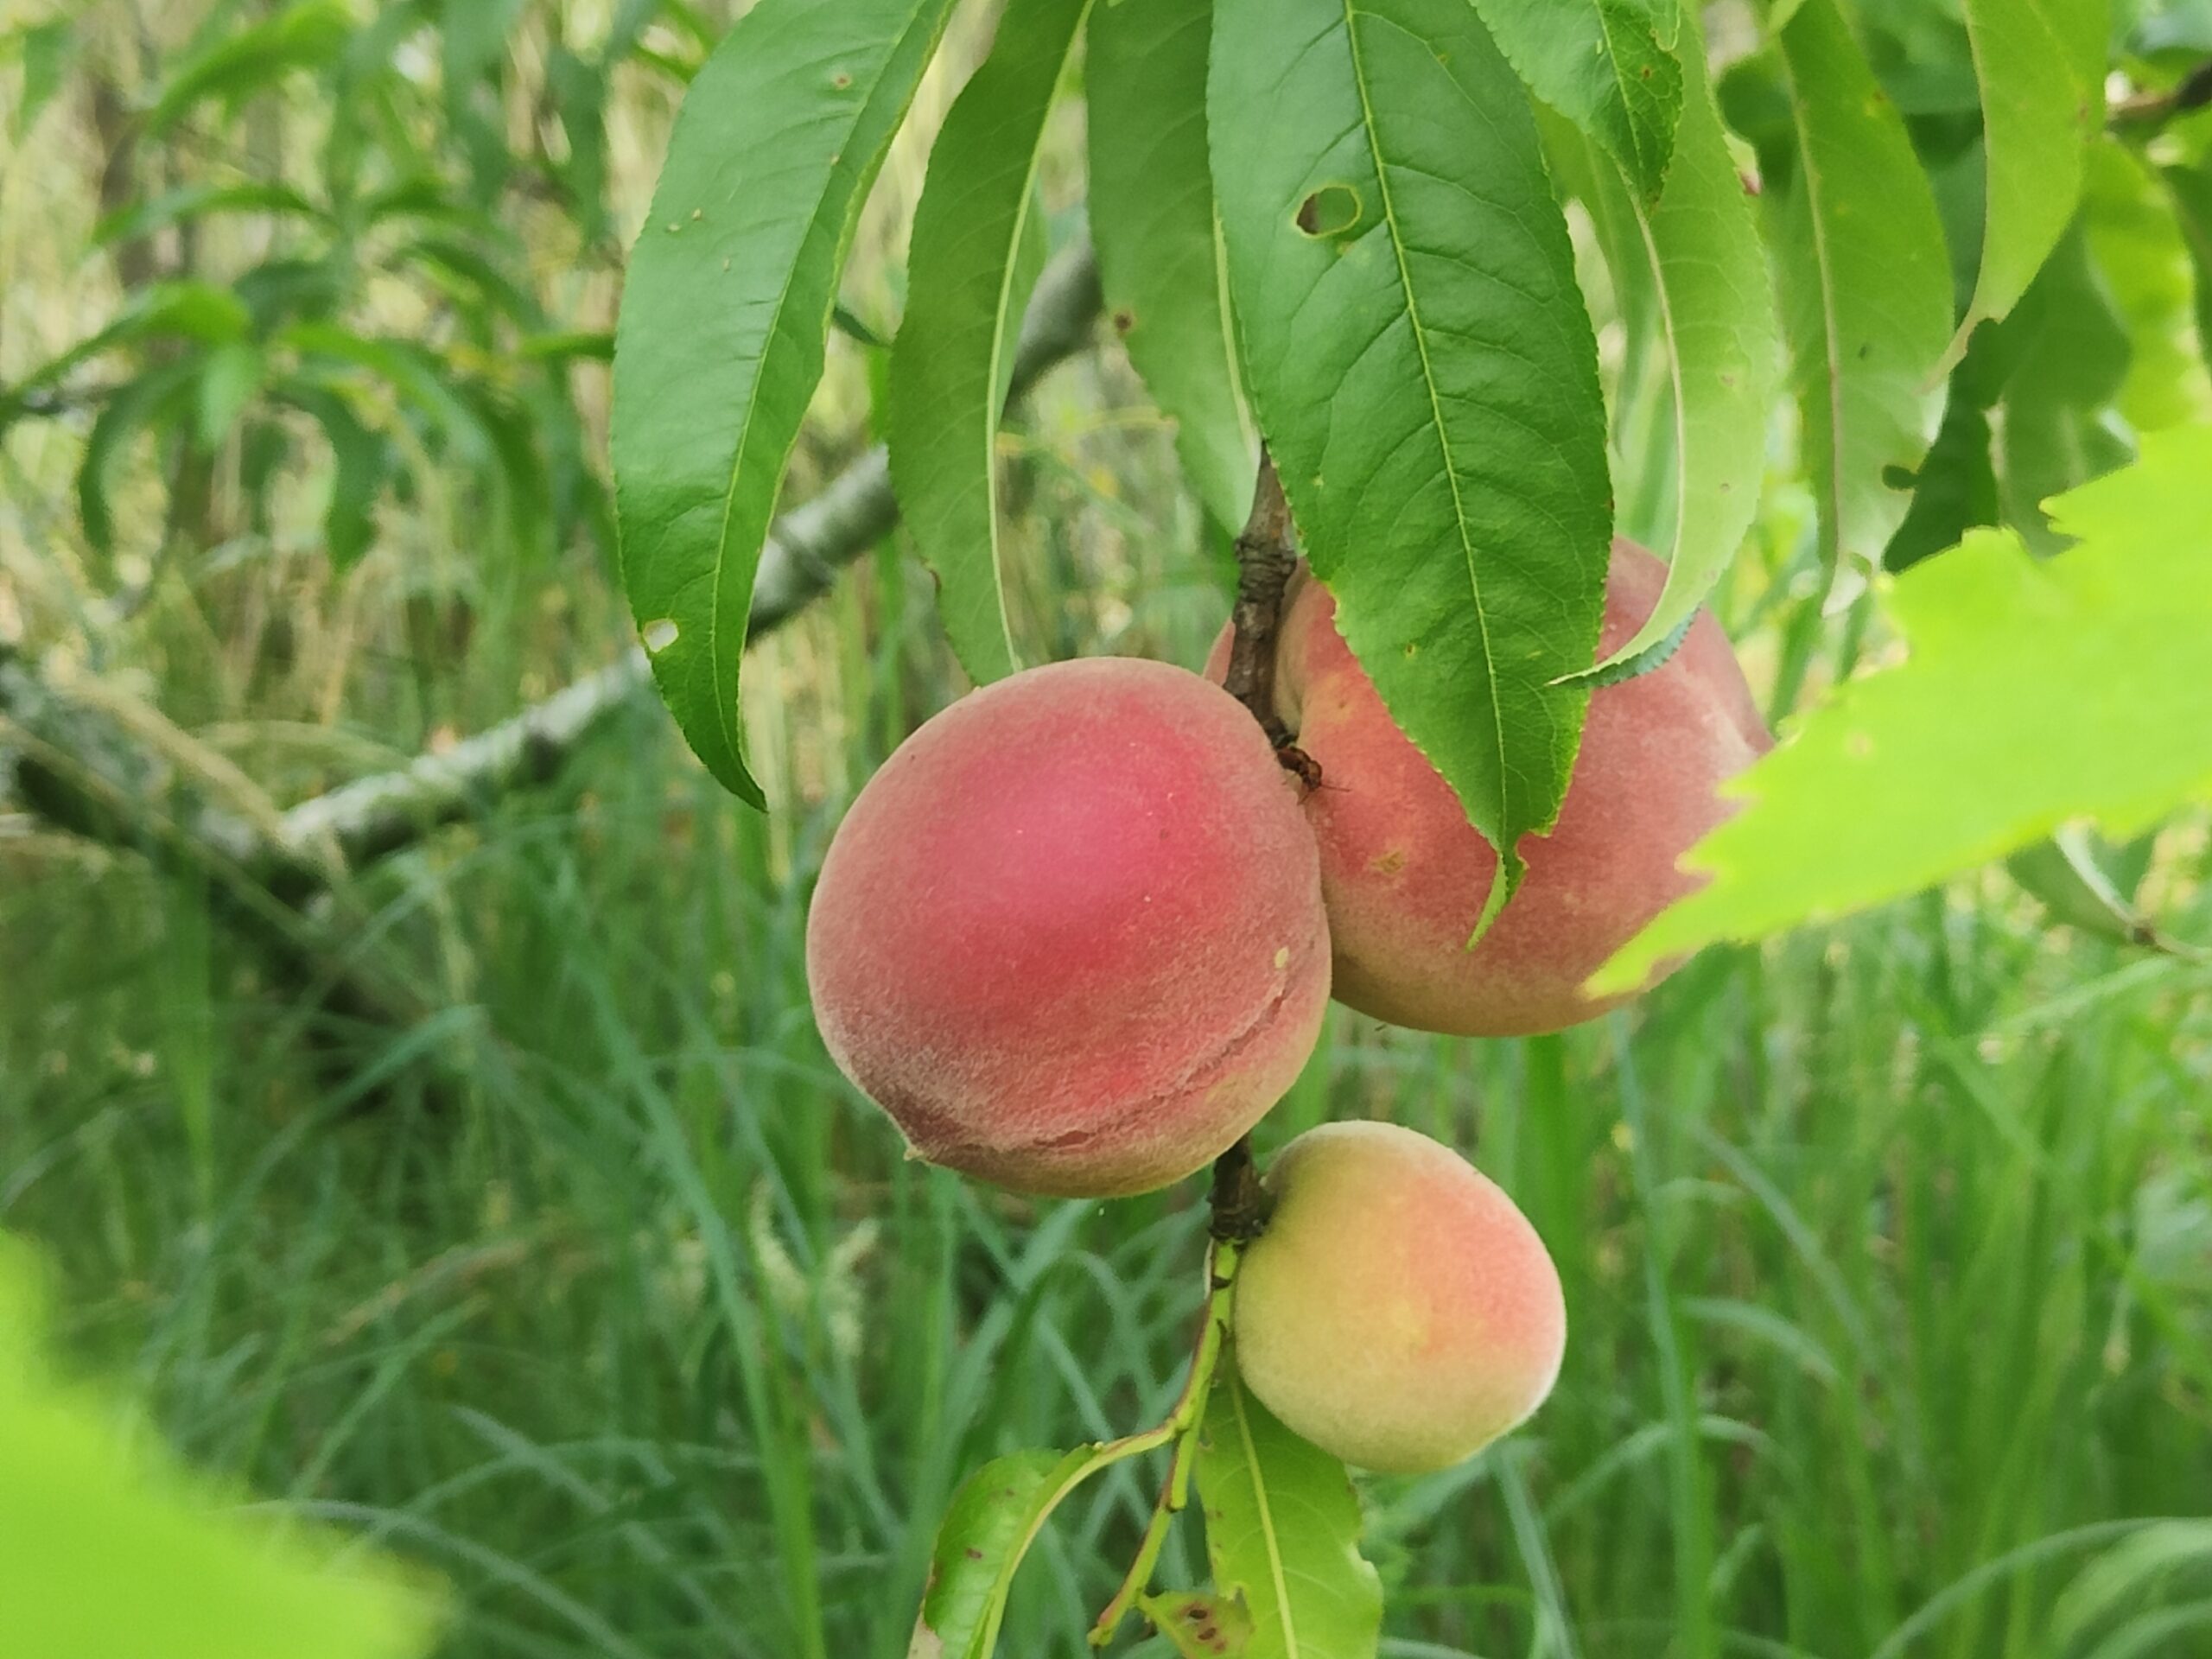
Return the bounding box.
[1202,451,1306,1246]
[2111,59,2212,130]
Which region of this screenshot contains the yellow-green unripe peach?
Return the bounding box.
[804,658,1331,1199]
[1232,1122,1565,1474]
[1211,540,1770,1036]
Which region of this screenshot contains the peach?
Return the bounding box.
[1232,1122,1565,1474]
[804,658,1330,1198]
[1211,541,1770,1036]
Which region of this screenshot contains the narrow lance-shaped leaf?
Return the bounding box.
[1943,0,2109,369]
[1469,0,1686,205]
[2081,139,2212,433]
[906,1446,1105,1659]
[1211,0,1613,934]
[1087,0,1257,530]
[887,0,1088,686]
[1197,1357,1382,1659]
[1766,0,1954,567]
[1572,32,1779,677]
[613,0,958,804]
[1595,427,2212,995]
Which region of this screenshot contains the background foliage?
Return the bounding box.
[3,2,2211,1656]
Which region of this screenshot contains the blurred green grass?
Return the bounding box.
[3,7,2211,1656]
[6,364,2210,1652]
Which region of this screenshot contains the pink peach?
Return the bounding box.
[1213,541,1769,1036]
[805,658,1330,1198]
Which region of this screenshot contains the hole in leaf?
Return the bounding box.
[1295,183,1363,238]
[643,618,679,652]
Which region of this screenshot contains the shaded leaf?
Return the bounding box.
[1211,0,1612,933]
[1766,0,1954,566]
[613,0,957,804]
[1946,0,2109,365]
[1992,225,2133,546]
[907,1446,1103,1659]
[1597,428,2212,993]
[1198,1359,1382,1659]
[1087,0,1256,529]
[887,0,1087,685]
[1470,0,1685,204]
[1572,31,1778,677]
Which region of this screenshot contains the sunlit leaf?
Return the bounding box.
[1596,427,2212,993]
[0,1241,442,1659]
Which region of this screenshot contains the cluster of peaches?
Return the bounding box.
[805,544,1769,1475]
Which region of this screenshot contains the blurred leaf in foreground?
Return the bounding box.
[1596,425,2212,992]
[0,1239,442,1659]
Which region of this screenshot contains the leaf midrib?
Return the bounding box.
[1338,0,1510,817]
[1229,1378,1299,1656]
[1779,27,1851,564]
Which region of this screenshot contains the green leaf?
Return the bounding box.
[1572,34,1779,677]
[1766,0,1955,567]
[1197,1360,1382,1659]
[1993,225,2133,545]
[1945,0,2109,367]
[886,0,1087,686]
[10,20,75,140]
[2082,142,2212,434]
[1087,0,1257,530]
[1141,1591,1255,1657]
[2005,826,2157,944]
[1595,426,2212,994]
[79,361,199,554]
[93,182,323,248]
[0,1239,442,1659]
[195,341,264,450]
[1469,0,1685,204]
[2164,160,2212,358]
[277,382,390,570]
[907,1446,1103,1659]
[1885,372,1999,572]
[145,0,353,135]
[1211,0,1613,933]
[613,0,957,805]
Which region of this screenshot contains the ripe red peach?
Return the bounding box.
[804,658,1331,1198]
[1212,541,1770,1036]
[1232,1121,1566,1474]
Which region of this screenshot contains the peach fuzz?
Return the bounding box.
[1232,1121,1566,1474]
[1212,540,1770,1036]
[804,657,1330,1198]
